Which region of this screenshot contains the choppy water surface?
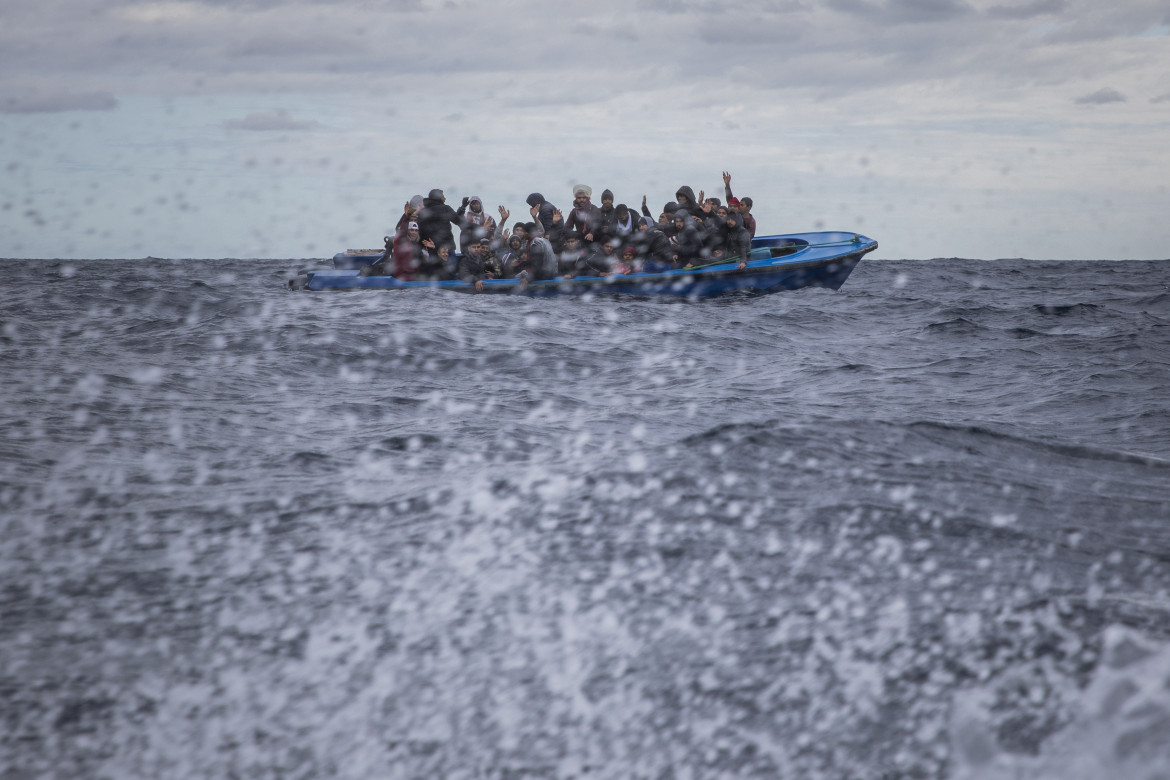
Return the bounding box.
[2,257,1169,778]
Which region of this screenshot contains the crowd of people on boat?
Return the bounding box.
[364,173,758,288]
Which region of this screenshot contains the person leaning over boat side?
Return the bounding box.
[722,171,756,238]
[417,188,462,254]
[565,185,603,244]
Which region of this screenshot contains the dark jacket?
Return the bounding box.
[581,244,617,276]
[565,201,602,242]
[596,203,616,243]
[417,249,449,281]
[417,195,461,251]
[715,212,752,262]
[456,250,500,284]
[526,193,559,235]
[602,205,638,245]
[670,214,705,268]
[557,247,588,278]
[633,217,674,272]
[675,185,700,213]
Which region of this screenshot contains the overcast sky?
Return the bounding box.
[2,0,1168,259]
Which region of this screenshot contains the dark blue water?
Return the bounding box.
[3,257,1170,778]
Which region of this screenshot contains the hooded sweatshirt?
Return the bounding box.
[675,185,700,213]
[716,211,752,262]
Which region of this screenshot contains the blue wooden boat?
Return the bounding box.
[291,231,877,298]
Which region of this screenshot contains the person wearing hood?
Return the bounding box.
[635,216,674,273]
[565,185,603,244]
[458,196,507,255]
[497,233,527,279]
[524,231,558,282]
[525,193,559,235]
[416,188,462,253]
[669,209,706,268]
[527,199,564,250]
[714,209,752,269]
[702,205,729,258]
[698,195,724,237]
[675,185,700,213]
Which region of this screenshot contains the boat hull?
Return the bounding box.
[294,231,877,298]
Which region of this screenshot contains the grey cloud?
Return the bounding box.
[826,0,973,24]
[0,91,118,113]
[224,110,321,130]
[0,0,1161,113]
[985,0,1065,19]
[1037,0,1170,44]
[1074,87,1126,105]
[641,0,803,12]
[1152,92,1170,104]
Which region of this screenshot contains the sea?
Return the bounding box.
[2,255,1169,779]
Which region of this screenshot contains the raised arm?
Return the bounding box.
[529,204,545,237]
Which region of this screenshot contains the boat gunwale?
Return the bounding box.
[306,234,877,293]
